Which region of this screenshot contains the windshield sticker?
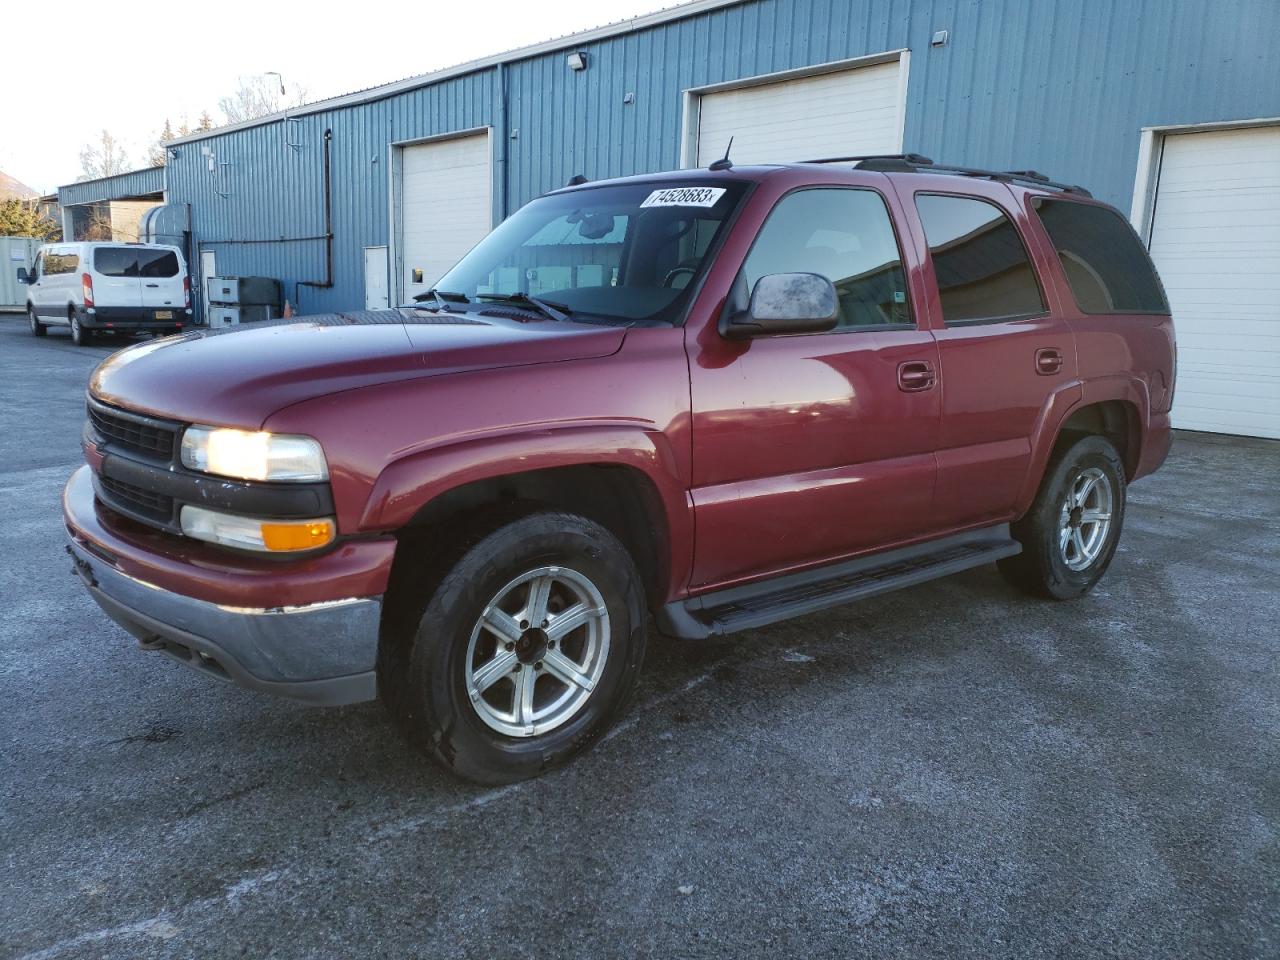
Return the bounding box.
[640,186,727,209]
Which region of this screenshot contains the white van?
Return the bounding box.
[18,242,191,346]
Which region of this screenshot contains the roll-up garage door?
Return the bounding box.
[400,132,491,301]
[694,59,905,167]
[1147,125,1280,439]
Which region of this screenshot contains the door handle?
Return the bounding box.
[1035,347,1064,376]
[897,360,936,392]
[145,283,160,288]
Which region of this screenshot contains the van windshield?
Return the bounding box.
[431,181,747,325]
[93,248,180,278]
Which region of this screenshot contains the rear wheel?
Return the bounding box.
[28,306,46,337]
[999,434,1126,600]
[382,511,647,784]
[69,310,92,346]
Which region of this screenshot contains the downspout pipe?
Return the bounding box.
[297,127,334,307]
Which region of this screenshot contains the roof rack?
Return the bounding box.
[802,152,935,166]
[849,155,1092,196]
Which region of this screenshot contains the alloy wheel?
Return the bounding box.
[1058,466,1113,571]
[464,565,610,738]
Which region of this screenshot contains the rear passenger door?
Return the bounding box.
[895,181,1077,529]
[136,248,184,309]
[91,247,142,307]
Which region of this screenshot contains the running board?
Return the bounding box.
[659,525,1021,639]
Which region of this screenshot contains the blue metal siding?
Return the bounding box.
[58,166,165,206]
[163,0,1280,315]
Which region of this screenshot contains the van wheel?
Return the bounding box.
[382,511,647,784]
[70,311,91,346]
[28,307,46,337]
[999,434,1126,600]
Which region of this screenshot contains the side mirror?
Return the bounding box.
[16,267,30,284]
[722,272,838,339]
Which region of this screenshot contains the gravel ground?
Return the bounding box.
[1,316,1277,959]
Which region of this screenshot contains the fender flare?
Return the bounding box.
[1017,376,1149,510]
[358,422,694,594]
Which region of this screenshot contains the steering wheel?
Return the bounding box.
[662,266,698,288]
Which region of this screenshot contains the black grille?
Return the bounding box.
[88,402,178,460]
[99,475,175,522]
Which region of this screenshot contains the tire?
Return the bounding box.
[28,306,46,337]
[999,434,1127,600]
[382,510,648,784]
[70,311,92,346]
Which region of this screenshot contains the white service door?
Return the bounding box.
[200,250,217,322]
[1148,126,1280,439]
[694,60,905,166]
[364,246,390,310]
[400,132,491,301]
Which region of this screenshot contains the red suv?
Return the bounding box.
[64,155,1175,783]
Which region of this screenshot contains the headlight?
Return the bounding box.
[180,426,328,482]
[180,505,335,552]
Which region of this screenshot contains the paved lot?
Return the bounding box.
[1,315,1277,960]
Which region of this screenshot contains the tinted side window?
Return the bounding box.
[1033,198,1168,313]
[742,188,912,329]
[137,249,180,278]
[915,194,1045,324]
[94,248,138,277]
[45,250,81,275]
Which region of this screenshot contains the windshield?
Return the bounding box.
[432,181,748,325]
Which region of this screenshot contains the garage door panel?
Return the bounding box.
[400,132,491,300]
[1147,125,1280,438]
[695,60,903,166]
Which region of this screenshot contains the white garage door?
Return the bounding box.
[400,132,491,300]
[1148,125,1280,439]
[694,59,906,166]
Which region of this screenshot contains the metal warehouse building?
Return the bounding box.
[59,0,1280,438]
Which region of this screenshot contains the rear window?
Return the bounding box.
[914,194,1046,325]
[1033,198,1168,314]
[91,247,180,278]
[138,249,179,278]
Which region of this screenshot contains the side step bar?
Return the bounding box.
[659,526,1021,639]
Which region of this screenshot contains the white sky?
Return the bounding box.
[1,0,675,193]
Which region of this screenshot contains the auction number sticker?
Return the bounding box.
[640,186,727,208]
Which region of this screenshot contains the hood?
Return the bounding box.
[89,308,627,427]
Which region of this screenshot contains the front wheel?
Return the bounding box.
[383,511,647,784]
[999,434,1127,600]
[28,307,46,337]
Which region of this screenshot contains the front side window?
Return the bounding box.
[45,249,80,275]
[1033,198,1168,314]
[434,181,747,326]
[741,188,912,329]
[915,194,1045,324]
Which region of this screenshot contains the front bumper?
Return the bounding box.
[64,465,391,706]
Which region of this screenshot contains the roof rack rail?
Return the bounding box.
[802,152,934,166]
[852,156,1092,196]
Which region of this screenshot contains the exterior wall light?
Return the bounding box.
[567,51,588,71]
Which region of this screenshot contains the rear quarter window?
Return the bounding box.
[1033,198,1169,314]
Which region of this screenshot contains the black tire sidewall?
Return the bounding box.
[29,307,45,336]
[403,512,646,783]
[1024,436,1126,598]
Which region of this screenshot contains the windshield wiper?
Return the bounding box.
[474,292,572,323]
[410,288,470,310]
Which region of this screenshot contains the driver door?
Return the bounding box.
[687,186,940,589]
